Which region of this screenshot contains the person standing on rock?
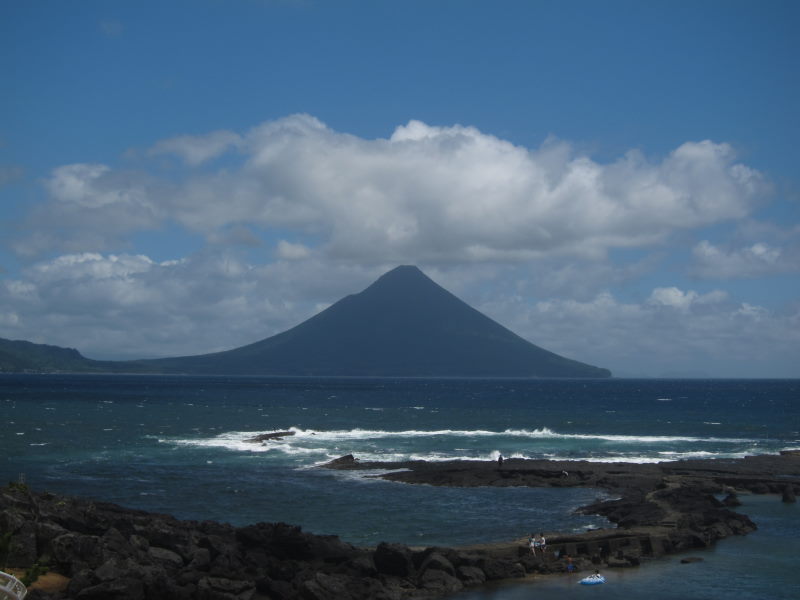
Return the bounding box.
[565,555,575,573]
[498,454,503,469]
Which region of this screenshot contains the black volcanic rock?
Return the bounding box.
[133,265,611,377]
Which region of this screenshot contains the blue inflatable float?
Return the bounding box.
[579,574,606,585]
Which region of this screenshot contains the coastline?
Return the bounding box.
[3,452,798,600]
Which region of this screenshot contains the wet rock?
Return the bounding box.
[418,551,456,577]
[722,492,742,507]
[244,430,295,443]
[477,557,525,580]
[418,568,463,594]
[197,576,255,599]
[149,545,185,568]
[782,484,796,503]
[456,565,486,586]
[374,542,415,577]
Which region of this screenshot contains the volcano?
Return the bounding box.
[131,265,611,378]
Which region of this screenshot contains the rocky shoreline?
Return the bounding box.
[2,451,798,599]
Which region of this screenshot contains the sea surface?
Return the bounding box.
[2,375,799,598]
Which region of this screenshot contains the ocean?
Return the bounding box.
[2,375,799,598]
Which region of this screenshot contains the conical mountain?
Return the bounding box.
[134,265,611,377]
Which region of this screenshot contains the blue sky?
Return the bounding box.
[1,0,798,377]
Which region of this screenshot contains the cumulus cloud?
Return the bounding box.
[4,116,793,376]
[647,286,728,311]
[277,240,312,260]
[479,286,799,378]
[691,239,799,278]
[148,130,242,166]
[0,252,387,359]
[1,252,796,376]
[18,115,769,262]
[12,164,164,256]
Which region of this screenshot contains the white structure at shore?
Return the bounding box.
[0,571,26,600]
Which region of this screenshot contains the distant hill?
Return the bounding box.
[0,266,611,378]
[0,338,101,373]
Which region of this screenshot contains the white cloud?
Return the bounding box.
[478,286,799,378]
[0,252,388,359]
[12,164,164,256]
[277,240,312,260]
[19,115,769,263]
[647,286,728,311]
[691,239,798,278]
[148,130,242,166]
[1,253,797,376]
[4,116,793,376]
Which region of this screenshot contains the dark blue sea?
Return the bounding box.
[2,375,799,598]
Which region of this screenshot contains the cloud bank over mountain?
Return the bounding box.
[2,116,798,376]
[22,115,766,262]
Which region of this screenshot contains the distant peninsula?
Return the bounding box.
[0,266,611,378]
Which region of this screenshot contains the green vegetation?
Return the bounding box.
[22,559,48,587]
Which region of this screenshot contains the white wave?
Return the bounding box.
[222,426,759,445]
[160,425,765,466]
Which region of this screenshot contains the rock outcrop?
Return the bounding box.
[1,486,534,600]
[4,452,798,599]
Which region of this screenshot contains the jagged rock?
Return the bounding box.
[418,568,464,593]
[321,454,359,469]
[256,577,296,600]
[244,430,295,443]
[722,492,742,507]
[418,551,456,577]
[345,554,379,577]
[149,545,185,568]
[3,451,800,600]
[197,576,255,600]
[374,542,415,577]
[51,532,104,573]
[188,546,212,570]
[477,557,525,580]
[5,521,37,567]
[456,565,486,586]
[299,572,354,600]
[75,577,145,599]
[606,557,634,568]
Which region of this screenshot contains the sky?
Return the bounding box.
[1,0,798,378]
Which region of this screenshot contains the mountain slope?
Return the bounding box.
[130,265,611,377]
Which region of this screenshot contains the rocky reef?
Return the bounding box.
[2,451,798,599]
[1,484,561,600]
